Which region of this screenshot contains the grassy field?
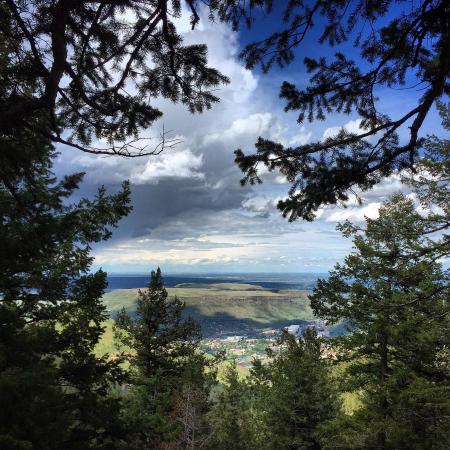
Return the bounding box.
[103,283,305,307]
[103,283,314,320]
[95,319,116,357]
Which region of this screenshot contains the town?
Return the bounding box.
[202,320,332,368]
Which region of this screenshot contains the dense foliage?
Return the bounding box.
[114,268,218,448]
[0,128,131,448]
[1,2,449,448]
[311,193,450,448]
[0,0,229,156]
[0,5,224,444]
[208,330,340,450]
[3,0,447,209]
[208,105,450,449]
[401,101,450,260]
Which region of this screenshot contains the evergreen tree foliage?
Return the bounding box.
[0,127,132,449]
[310,194,450,448]
[401,101,450,260]
[250,330,340,450]
[1,0,229,156]
[114,268,216,449]
[208,364,260,450]
[213,0,450,220]
[172,352,218,449]
[208,332,340,450]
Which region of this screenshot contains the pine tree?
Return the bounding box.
[208,332,340,450]
[401,101,449,261]
[173,352,218,450]
[114,268,214,449]
[0,126,131,448]
[212,1,450,220]
[249,330,340,450]
[1,1,229,157]
[207,364,259,450]
[310,194,450,448]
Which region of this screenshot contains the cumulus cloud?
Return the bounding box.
[203,113,282,145]
[242,195,281,217]
[176,7,258,105]
[288,127,312,146]
[70,146,204,185]
[322,119,364,140]
[318,173,409,223]
[325,202,382,222]
[131,149,204,184]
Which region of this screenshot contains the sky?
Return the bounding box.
[54,4,443,274]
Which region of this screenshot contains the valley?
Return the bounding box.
[99,282,342,368]
[103,282,316,338]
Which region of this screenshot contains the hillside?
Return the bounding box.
[102,283,315,338]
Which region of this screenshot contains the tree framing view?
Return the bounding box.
[0,1,448,449]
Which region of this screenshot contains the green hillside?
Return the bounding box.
[102,283,315,338]
[95,319,117,358]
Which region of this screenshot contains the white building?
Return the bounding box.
[285,320,330,338]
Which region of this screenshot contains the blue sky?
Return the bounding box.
[54,3,444,274]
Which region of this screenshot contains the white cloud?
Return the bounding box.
[203,112,313,149]
[69,144,204,184]
[288,127,312,146]
[326,202,381,223]
[242,195,280,215]
[131,149,203,184]
[92,208,352,272]
[322,118,364,140]
[203,112,282,146]
[56,6,413,273]
[315,172,408,224]
[178,7,258,105]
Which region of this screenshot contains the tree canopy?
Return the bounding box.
[1,0,229,156]
[114,268,216,448]
[0,129,131,448]
[224,0,450,220]
[1,2,450,448]
[310,193,450,448]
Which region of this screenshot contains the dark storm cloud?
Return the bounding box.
[125,175,251,239]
